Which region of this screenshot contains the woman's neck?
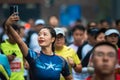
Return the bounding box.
[41,46,53,55]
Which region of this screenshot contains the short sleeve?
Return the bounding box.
[25,49,38,65]
[61,59,71,77]
[70,48,81,64]
[72,50,81,64]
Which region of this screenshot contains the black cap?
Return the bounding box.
[87,28,99,35]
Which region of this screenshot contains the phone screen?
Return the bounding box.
[10,5,18,16]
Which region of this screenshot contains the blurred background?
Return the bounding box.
[0,1,120,80]
[0,0,120,27]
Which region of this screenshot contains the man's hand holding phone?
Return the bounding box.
[6,5,19,25]
[5,13,20,28]
[5,5,20,32]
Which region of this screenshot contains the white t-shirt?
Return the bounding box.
[81,44,93,60]
[80,43,93,80]
[29,33,41,52]
[69,44,78,52]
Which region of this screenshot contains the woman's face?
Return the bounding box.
[38,28,55,47]
[54,34,65,48]
[96,33,105,43]
[106,34,119,45]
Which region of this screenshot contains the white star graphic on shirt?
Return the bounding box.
[45,62,56,70]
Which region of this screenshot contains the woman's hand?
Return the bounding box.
[67,57,75,67]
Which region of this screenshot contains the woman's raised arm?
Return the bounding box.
[5,13,28,57]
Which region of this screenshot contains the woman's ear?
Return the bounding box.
[52,37,55,43]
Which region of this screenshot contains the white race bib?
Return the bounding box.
[10,58,21,72]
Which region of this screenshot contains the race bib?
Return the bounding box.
[10,58,21,72]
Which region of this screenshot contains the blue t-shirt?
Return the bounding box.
[25,49,70,80]
[0,53,11,77]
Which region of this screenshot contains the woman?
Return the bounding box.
[95,28,106,43]
[5,13,73,80]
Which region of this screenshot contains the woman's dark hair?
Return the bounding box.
[95,28,107,39]
[40,27,56,52]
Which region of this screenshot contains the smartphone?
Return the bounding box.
[10,5,19,16]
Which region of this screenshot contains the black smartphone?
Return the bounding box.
[10,5,19,16]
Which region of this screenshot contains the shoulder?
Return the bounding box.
[77,41,88,51]
[26,49,38,58]
[0,54,7,59]
[0,40,10,46]
[68,44,77,49]
[68,43,74,47]
[54,54,66,62]
[64,46,76,56]
[80,41,88,47]
[31,33,38,37]
[65,46,75,52]
[54,54,68,67]
[82,43,93,51]
[0,54,6,57]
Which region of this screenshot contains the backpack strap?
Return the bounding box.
[81,50,92,67]
[77,41,88,60]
